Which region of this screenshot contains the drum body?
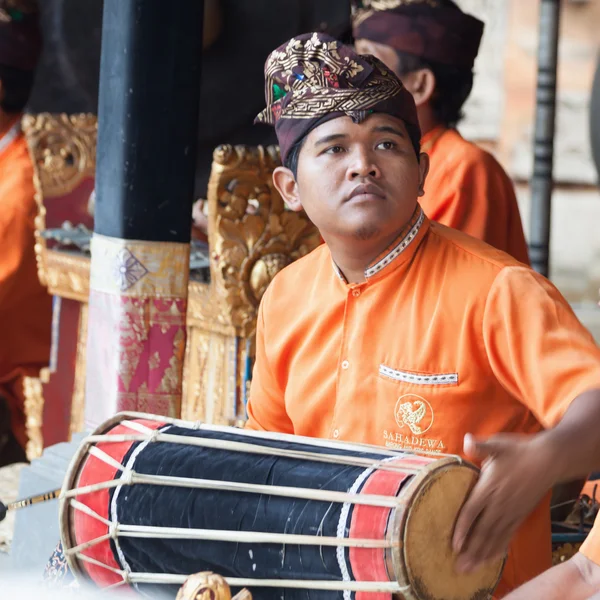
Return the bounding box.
[60,413,503,600]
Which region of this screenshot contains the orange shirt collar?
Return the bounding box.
[0,113,21,138]
[421,125,448,154]
[0,114,22,157]
[332,204,430,284]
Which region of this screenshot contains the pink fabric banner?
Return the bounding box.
[84,235,189,429]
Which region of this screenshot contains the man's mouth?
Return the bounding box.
[346,182,386,202]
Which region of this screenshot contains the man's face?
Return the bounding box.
[292,113,428,242]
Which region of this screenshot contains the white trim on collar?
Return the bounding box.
[365,208,424,278]
[0,120,21,157]
[331,206,425,283]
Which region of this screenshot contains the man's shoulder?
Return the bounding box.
[436,129,509,178]
[428,221,527,272]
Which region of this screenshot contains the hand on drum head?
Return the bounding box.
[452,432,557,573]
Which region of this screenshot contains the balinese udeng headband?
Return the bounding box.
[254,32,420,164]
[351,0,484,70]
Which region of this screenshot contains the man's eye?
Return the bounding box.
[376,141,396,150]
[325,145,345,154]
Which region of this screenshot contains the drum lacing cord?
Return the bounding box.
[65,499,133,586]
[112,419,453,476]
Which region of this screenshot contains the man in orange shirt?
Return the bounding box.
[0,2,52,465]
[249,32,600,596]
[352,0,529,264]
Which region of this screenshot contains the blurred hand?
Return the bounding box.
[452,432,558,573]
[192,199,208,235]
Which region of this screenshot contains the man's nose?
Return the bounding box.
[348,148,380,179]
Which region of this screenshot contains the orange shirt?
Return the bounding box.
[247,206,600,597]
[420,126,530,265]
[0,117,52,448]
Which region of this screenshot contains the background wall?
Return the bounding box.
[456,0,600,338]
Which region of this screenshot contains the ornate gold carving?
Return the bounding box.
[23,368,50,460]
[186,282,234,336]
[176,571,252,600]
[180,328,237,424]
[70,304,88,436]
[207,144,320,337]
[22,113,97,198]
[44,250,90,302]
[21,113,97,288]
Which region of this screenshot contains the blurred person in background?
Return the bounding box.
[0,0,52,466]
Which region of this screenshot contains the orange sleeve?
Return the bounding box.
[429,152,512,242]
[0,174,37,310]
[482,266,600,428]
[581,516,600,566]
[245,290,294,433]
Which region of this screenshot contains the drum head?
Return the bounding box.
[402,463,504,600]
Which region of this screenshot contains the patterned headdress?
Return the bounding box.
[352,0,484,70]
[255,32,419,164]
[0,0,42,71]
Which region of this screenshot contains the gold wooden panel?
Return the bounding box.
[23,368,49,461]
[70,303,89,435]
[207,144,321,338]
[24,141,320,445]
[22,113,97,288]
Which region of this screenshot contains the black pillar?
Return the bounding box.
[95,0,204,241]
[529,0,561,277]
[84,0,204,428]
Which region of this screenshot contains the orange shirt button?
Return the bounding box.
[352,289,361,297]
[333,429,340,438]
[341,360,349,370]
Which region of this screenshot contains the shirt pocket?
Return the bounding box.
[378,364,459,387]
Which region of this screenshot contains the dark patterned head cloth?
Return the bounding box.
[255,32,420,164]
[0,0,42,71]
[352,0,484,70]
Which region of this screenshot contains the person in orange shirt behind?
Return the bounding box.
[248,32,600,597]
[0,1,52,466]
[352,0,529,265]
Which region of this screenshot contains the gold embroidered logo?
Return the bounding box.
[394,394,434,435]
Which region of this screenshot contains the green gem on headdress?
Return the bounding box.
[8,8,25,21]
[273,83,286,101]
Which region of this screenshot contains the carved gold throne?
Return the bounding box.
[21,113,97,460]
[20,122,320,456]
[182,144,320,423]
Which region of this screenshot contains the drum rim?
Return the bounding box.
[58,412,170,582]
[386,458,504,600]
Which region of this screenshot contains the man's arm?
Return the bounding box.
[503,553,600,599]
[452,266,600,572]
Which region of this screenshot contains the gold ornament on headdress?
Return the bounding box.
[256,32,402,125]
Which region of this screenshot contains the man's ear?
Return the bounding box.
[418,152,430,197]
[272,166,302,212]
[403,68,436,107]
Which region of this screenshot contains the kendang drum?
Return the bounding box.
[59,412,504,599]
